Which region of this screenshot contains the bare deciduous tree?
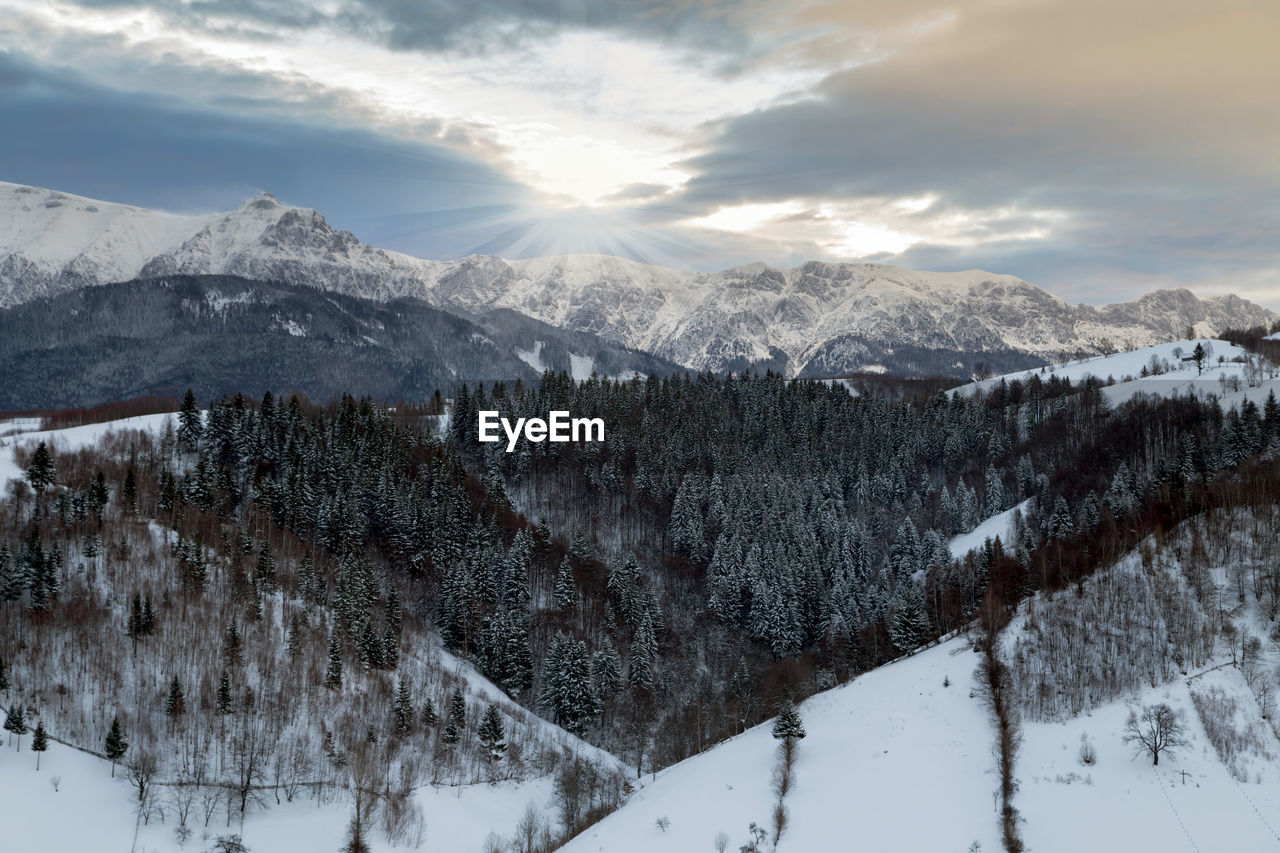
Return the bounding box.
[1124,703,1188,766]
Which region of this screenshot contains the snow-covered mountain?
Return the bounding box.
[2,181,1273,377]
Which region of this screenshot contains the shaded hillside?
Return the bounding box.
[0,275,682,409]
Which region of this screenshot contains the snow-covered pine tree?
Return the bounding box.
[553,558,577,610]
[888,586,931,654]
[771,697,806,741]
[393,678,413,737]
[216,670,234,716]
[177,389,203,452]
[477,703,506,762]
[324,631,343,688]
[984,465,1006,516]
[449,687,466,729]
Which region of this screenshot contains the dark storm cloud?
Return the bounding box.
[0,50,533,259]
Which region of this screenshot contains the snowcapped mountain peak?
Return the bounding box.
[0,181,206,307]
[0,181,1273,376]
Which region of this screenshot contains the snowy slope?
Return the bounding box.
[0,736,568,853]
[560,636,1003,853]
[0,412,179,492]
[948,499,1033,560]
[0,183,204,306]
[2,182,1273,378]
[562,520,1280,853]
[957,339,1255,393]
[956,339,1280,413]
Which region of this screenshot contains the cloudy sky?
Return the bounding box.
[2,0,1277,306]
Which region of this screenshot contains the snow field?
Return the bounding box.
[0,736,564,853]
[948,499,1032,561]
[560,636,1003,853]
[0,412,179,493]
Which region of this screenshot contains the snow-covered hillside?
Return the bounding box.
[0,709,578,853]
[948,499,1033,560]
[958,339,1254,391]
[562,635,1001,853]
[561,515,1280,853]
[2,182,1273,378]
[0,183,203,307]
[956,339,1280,411]
[0,411,628,853]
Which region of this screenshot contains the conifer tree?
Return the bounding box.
[393,679,413,737]
[771,697,806,742]
[31,720,48,769]
[449,687,466,729]
[553,558,576,610]
[442,717,461,746]
[5,704,28,750]
[216,670,234,716]
[25,441,56,493]
[165,675,186,719]
[325,632,343,689]
[420,697,439,729]
[477,703,506,762]
[889,587,931,654]
[104,716,128,776]
[178,389,203,452]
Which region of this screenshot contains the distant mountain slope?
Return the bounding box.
[2,181,1273,378]
[0,275,680,409]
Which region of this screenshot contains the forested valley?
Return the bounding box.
[3,366,1280,851]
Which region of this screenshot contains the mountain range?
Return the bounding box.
[1,180,1273,381]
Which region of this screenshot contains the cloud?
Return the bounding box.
[656,0,1280,303]
[0,49,535,257]
[2,0,1277,308]
[65,0,765,57]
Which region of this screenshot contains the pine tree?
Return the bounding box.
[627,612,657,692]
[984,465,1006,516]
[1047,496,1075,541]
[178,389,203,452]
[541,634,600,735]
[553,558,577,610]
[1192,342,1207,375]
[477,703,506,762]
[771,697,806,741]
[216,670,234,716]
[31,720,48,770]
[121,465,137,511]
[25,441,56,493]
[590,638,622,706]
[0,656,8,692]
[104,716,128,776]
[223,622,243,667]
[5,704,28,750]
[420,698,439,729]
[165,675,186,719]
[393,678,414,737]
[285,613,303,661]
[448,687,466,728]
[889,587,931,654]
[325,631,343,689]
[442,717,461,746]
